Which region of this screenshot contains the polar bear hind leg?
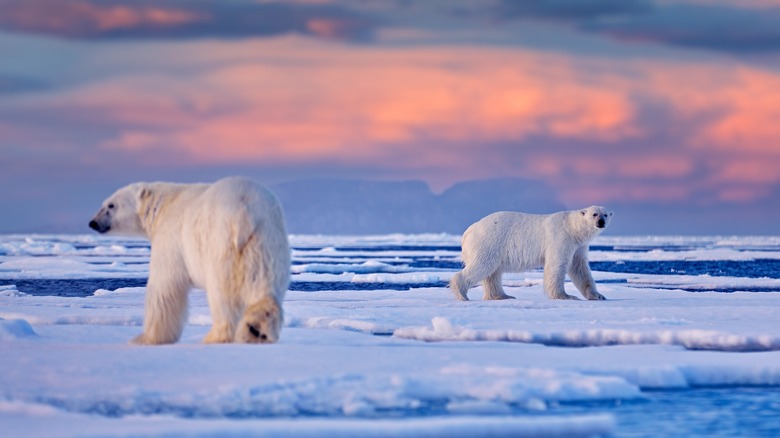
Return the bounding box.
[449,271,471,301]
[231,225,288,344]
[132,262,191,345]
[202,284,243,344]
[235,295,282,343]
[450,260,496,301]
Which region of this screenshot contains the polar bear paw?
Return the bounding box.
[234,296,282,344]
[203,323,234,344]
[484,292,516,300]
[551,293,580,300]
[130,332,177,345]
[129,333,149,345]
[585,291,607,301]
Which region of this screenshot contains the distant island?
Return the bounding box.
[272,178,565,234]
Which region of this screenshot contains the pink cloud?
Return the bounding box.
[0,0,207,37]
[88,41,639,164]
[717,186,771,202]
[617,158,694,179]
[712,159,780,184]
[7,36,780,205]
[548,181,694,205]
[642,63,780,154]
[698,69,780,153]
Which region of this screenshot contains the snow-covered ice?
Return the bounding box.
[1,234,780,436]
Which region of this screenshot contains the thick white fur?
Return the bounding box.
[89,177,290,345]
[450,206,613,301]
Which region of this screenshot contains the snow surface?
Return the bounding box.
[1,234,780,437]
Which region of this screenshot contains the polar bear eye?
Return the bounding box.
[592,213,598,217]
[108,203,115,209]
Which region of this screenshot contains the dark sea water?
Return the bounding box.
[590,259,780,280]
[3,278,452,297]
[558,387,780,437]
[5,258,778,297]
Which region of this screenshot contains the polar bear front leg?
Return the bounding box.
[132,268,191,345]
[568,247,605,300]
[482,271,515,300]
[543,256,578,300]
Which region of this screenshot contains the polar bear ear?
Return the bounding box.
[580,210,586,216]
[138,187,153,202]
[608,211,614,217]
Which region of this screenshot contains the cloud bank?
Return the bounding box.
[0,0,779,233]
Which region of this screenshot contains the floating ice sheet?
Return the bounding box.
[1,234,780,437]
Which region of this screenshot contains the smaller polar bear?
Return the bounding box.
[89,177,290,345]
[450,206,613,301]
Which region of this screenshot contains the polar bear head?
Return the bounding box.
[88,183,148,237]
[580,205,613,230]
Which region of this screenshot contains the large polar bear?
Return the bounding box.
[450,206,613,301]
[89,177,290,345]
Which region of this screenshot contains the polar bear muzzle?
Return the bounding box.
[88,219,110,233]
[247,323,267,341]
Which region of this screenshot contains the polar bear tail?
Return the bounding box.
[235,295,283,344]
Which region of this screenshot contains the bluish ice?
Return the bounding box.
[1,233,780,437]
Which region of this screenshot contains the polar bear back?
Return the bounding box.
[197,177,285,249]
[462,211,571,272]
[157,177,288,298]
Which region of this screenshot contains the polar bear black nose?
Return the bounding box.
[597,219,605,228]
[247,323,260,338]
[89,220,110,233]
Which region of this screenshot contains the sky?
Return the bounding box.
[1,0,779,234]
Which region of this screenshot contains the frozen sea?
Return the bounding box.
[1,233,780,437]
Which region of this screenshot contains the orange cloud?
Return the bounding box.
[89,5,206,32]
[305,18,362,40]
[524,153,694,180]
[86,39,639,169]
[10,36,780,204]
[699,69,780,153]
[643,63,780,154]
[1,1,206,36]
